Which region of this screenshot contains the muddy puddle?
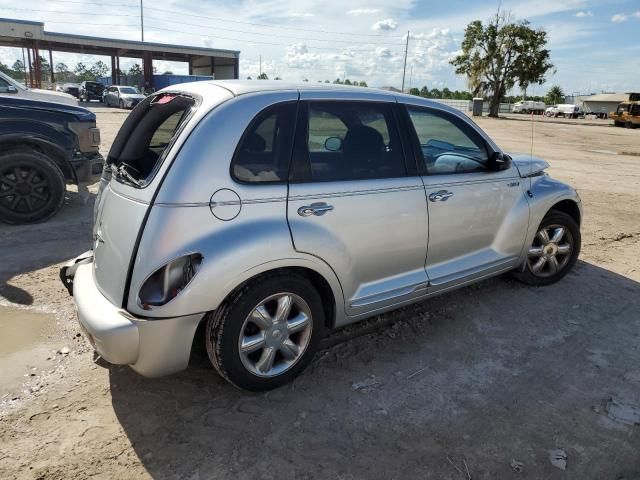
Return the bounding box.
[0,307,59,397]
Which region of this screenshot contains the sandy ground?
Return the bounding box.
[0,107,639,480]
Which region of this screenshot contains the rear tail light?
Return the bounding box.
[138,253,202,309]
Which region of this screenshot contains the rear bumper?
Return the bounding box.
[60,253,204,377]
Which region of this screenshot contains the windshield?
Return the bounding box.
[0,71,26,90]
[120,87,138,94]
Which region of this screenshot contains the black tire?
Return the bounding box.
[0,149,66,225]
[512,211,581,286]
[206,272,324,391]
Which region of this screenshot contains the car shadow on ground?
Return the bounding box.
[108,260,640,479]
[0,188,95,306]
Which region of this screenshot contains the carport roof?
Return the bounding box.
[0,17,240,59]
[582,93,629,103]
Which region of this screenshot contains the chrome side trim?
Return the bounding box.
[289,184,425,202]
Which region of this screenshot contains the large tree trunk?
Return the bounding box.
[488,95,501,117]
[488,83,504,117]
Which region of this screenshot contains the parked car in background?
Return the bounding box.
[0,96,103,224]
[610,101,640,128]
[0,71,78,106]
[79,81,105,103]
[512,101,546,114]
[61,81,582,391]
[545,104,580,118]
[103,85,146,109]
[62,83,81,99]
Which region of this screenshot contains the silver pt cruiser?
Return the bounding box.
[61,81,582,391]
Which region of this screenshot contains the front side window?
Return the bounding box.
[232,102,297,183]
[406,107,488,175]
[305,102,405,181]
[120,87,138,94]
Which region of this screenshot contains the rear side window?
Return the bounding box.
[107,93,196,186]
[232,102,297,183]
[303,102,406,182]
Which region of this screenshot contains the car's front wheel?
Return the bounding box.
[513,211,581,286]
[206,272,324,391]
[0,149,66,224]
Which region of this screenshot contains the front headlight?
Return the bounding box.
[138,253,203,309]
[69,121,101,152]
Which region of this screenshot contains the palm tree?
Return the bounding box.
[546,85,565,105]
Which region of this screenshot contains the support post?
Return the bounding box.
[34,42,41,88]
[111,55,117,85]
[115,55,120,85]
[49,47,55,85]
[188,57,193,76]
[234,56,239,80]
[26,47,33,88]
[142,51,153,91]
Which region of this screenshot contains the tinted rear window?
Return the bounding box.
[107,93,197,186]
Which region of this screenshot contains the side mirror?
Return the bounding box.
[6,85,18,94]
[324,136,343,152]
[491,151,511,171]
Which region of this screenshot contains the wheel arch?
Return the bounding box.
[218,263,341,331]
[0,137,75,183]
[549,199,581,226]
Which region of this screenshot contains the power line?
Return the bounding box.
[22,0,404,38]
[144,24,404,53]
[140,14,406,46]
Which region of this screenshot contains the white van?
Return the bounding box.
[0,71,78,106]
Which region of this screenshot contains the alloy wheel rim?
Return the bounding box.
[527,223,573,278]
[238,293,313,378]
[0,166,50,214]
[238,292,313,377]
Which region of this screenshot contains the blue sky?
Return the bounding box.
[0,0,638,93]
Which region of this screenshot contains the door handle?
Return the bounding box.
[297,202,334,217]
[429,190,454,202]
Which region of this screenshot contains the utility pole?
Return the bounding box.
[401,30,409,93]
[140,0,144,42]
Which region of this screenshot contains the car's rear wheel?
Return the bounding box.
[206,273,324,391]
[0,149,66,225]
[513,211,581,286]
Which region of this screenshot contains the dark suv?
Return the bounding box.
[0,96,103,224]
[79,81,105,103]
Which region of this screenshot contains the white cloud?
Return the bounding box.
[371,18,398,31]
[633,11,640,19]
[289,12,315,18]
[611,13,628,23]
[347,8,381,16]
[574,11,593,18]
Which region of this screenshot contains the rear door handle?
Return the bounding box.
[297,202,334,217]
[429,190,454,202]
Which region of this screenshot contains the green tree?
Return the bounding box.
[419,86,429,97]
[128,64,143,85]
[430,88,441,99]
[257,72,268,80]
[333,78,343,84]
[442,87,452,99]
[246,76,252,80]
[12,59,24,72]
[74,62,92,81]
[90,61,109,80]
[358,81,368,87]
[324,80,330,83]
[409,87,420,96]
[0,61,10,75]
[450,11,554,117]
[545,85,564,105]
[344,79,352,85]
[274,76,282,80]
